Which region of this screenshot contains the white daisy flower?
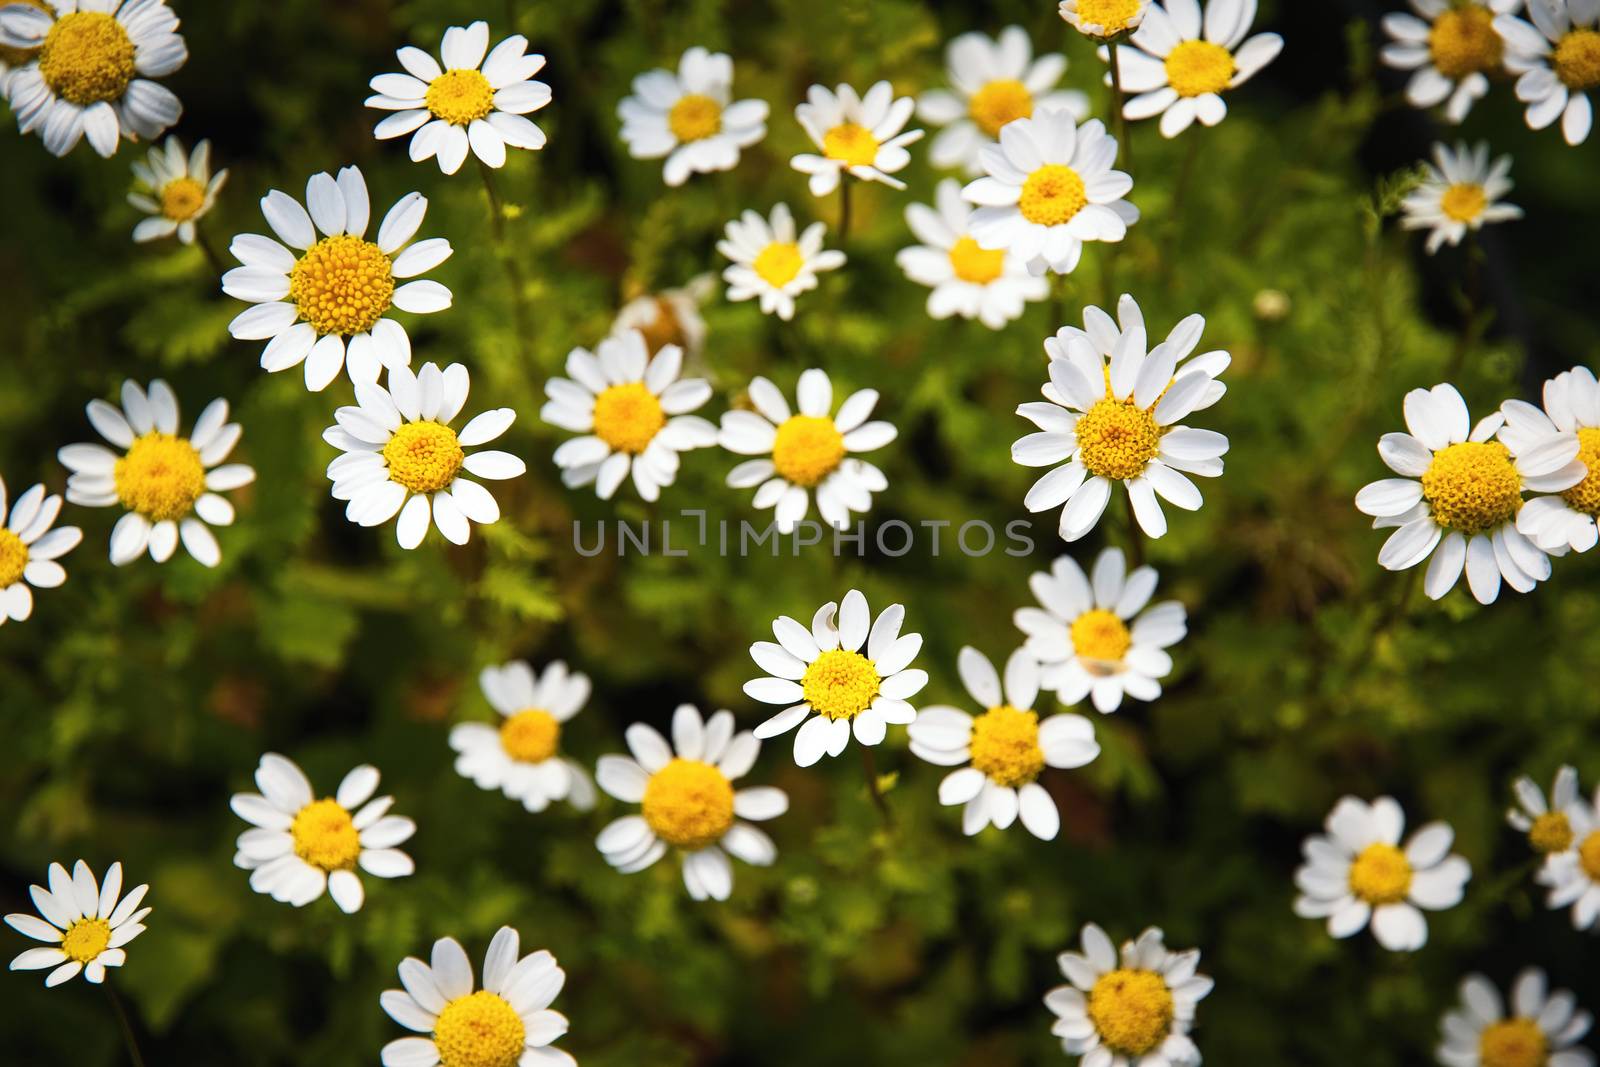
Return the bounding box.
[1060,0,1153,39]
[1507,365,1600,554]
[1508,765,1583,856]
[0,0,51,91]
[0,0,185,158]
[128,135,226,245]
[380,927,574,1067]
[1399,142,1524,254]
[5,860,148,987]
[222,165,452,392]
[323,361,525,550]
[1045,922,1212,1067]
[717,202,845,321]
[1382,0,1523,124]
[367,19,551,174]
[744,588,926,767]
[961,109,1137,276]
[1355,382,1580,605]
[1014,548,1187,714]
[617,46,768,186]
[1437,969,1596,1067]
[595,704,788,902]
[791,80,924,196]
[540,330,717,502]
[1292,795,1471,952]
[58,379,254,568]
[1496,0,1600,146]
[916,26,1089,175]
[0,473,81,626]
[449,660,597,814]
[896,178,1050,329]
[230,753,416,914]
[907,647,1099,840]
[1106,0,1284,138]
[1543,789,1600,930]
[1014,294,1230,541]
[610,274,715,359]
[719,368,896,533]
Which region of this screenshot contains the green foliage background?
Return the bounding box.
[2,0,1598,1063]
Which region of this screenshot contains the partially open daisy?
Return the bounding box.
[1382,0,1522,124]
[223,165,452,391]
[6,860,148,987]
[717,202,845,321]
[962,109,1137,276]
[595,704,787,901]
[1400,142,1523,254]
[720,368,896,532]
[1542,788,1600,930]
[1015,548,1187,714]
[610,275,715,359]
[916,26,1089,175]
[59,379,253,568]
[128,135,226,245]
[1045,922,1212,1067]
[324,361,524,549]
[1508,766,1582,857]
[745,589,926,766]
[231,753,416,914]
[1508,365,1600,554]
[1060,0,1153,39]
[896,178,1050,329]
[1293,795,1471,952]
[0,0,185,158]
[0,473,81,626]
[908,647,1099,840]
[380,927,574,1067]
[791,80,924,196]
[618,46,768,186]
[541,329,716,502]
[1015,294,1230,541]
[1355,383,1579,604]
[1497,0,1600,146]
[1437,969,1595,1067]
[450,660,597,813]
[367,20,551,174]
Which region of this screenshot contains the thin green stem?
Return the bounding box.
[195,225,228,279]
[861,744,893,828]
[477,158,534,362]
[1049,271,1070,330]
[836,178,853,248]
[106,985,147,1067]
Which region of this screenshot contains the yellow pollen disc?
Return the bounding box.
[1420,441,1522,535]
[1348,842,1412,905]
[383,421,465,495]
[426,68,495,125]
[0,529,28,588]
[114,432,205,522]
[771,415,847,487]
[1560,427,1600,516]
[159,177,207,222]
[752,242,804,289]
[1164,39,1236,97]
[1428,7,1504,80]
[289,798,361,871]
[1087,969,1175,1057]
[1440,182,1487,223]
[1074,397,1162,481]
[1478,1018,1548,1067]
[641,758,735,849]
[60,918,112,964]
[433,990,527,1067]
[1019,164,1088,227]
[289,234,395,337]
[38,11,135,106]
[591,382,665,455]
[1528,811,1574,854]
[969,705,1046,788]
[949,236,1006,284]
[0,0,50,67]
[822,122,881,168]
[1581,830,1600,882]
[499,709,560,763]
[668,92,723,141]
[1070,608,1133,664]
[1554,28,1600,90]
[801,648,881,720]
[969,79,1034,137]
[1073,0,1144,35]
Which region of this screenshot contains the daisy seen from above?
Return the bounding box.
[450,660,597,813]
[791,80,924,196]
[896,178,1050,329]
[1382,0,1522,124]
[610,274,715,359]
[0,473,81,626]
[1497,0,1600,145]
[128,134,226,245]
[1400,141,1523,254]
[6,860,148,987]
[1542,787,1600,930]
[1060,0,1153,40]
[1436,968,1595,1067]
[618,46,768,186]
[717,202,845,321]
[1507,765,1581,857]
[1506,365,1600,554]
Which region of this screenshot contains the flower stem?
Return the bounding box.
[106,985,148,1067]
[861,744,893,827]
[836,179,853,248]
[476,157,534,363]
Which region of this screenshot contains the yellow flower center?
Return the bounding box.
[1478,1018,1548,1067]
[771,414,846,487]
[1070,608,1133,664]
[38,11,135,106]
[1560,426,1600,516]
[1554,27,1600,91]
[1582,830,1600,882]
[969,705,1046,787]
[591,382,665,455]
[289,798,361,871]
[1164,39,1236,97]
[800,648,881,720]
[0,0,50,67]
[426,68,496,125]
[114,432,205,522]
[969,79,1034,137]
[499,709,560,763]
[948,236,1006,284]
[159,177,207,222]
[1440,182,1488,223]
[1420,441,1522,535]
[0,529,28,588]
[1019,164,1088,227]
[1074,397,1162,481]
[668,92,722,142]
[1428,7,1504,80]
[383,421,465,495]
[641,758,735,849]
[752,241,804,289]
[1071,0,1144,36]
[433,990,527,1067]
[1529,811,1574,855]
[60,918,112,964]
[289,234,396,337]
[1087,969,1174,1057]
[822,122,880,168]
[1348,842,1412,905]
